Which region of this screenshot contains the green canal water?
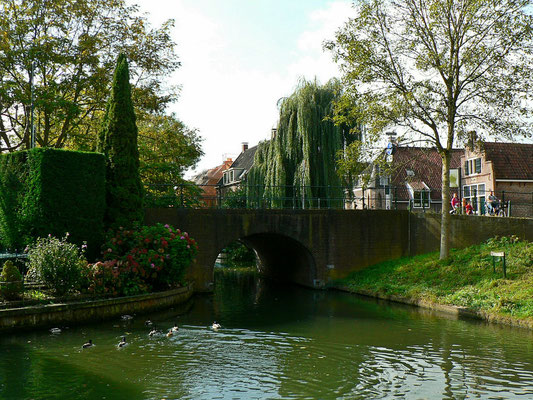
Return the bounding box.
[1,271,533,400]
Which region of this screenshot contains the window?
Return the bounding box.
[223,170,236,185]
[475,158,482,173]
[464,157,482,176]
[413,190,430,208]
[463,183,486,214]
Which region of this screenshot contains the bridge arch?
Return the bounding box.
[214,232,318,287]
[145,208,410,293]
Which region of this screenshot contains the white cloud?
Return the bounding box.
[131,0,353,177]
[287,1,353,83]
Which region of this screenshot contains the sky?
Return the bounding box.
[125,0,354,177]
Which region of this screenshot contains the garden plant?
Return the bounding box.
[82,223,197,297]
[0,260,24,300]
[26,234,86,296]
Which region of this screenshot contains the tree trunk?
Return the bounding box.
[440,151,451,259]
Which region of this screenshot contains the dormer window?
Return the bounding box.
[222,169,239,184]
[406,169,415,177]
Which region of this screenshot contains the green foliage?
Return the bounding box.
[0,148,105,256]
[138,113,203,189]
[81,259,147,297]
[82,224,197,296]
[27,234,86,296]
[0,151,29,250]
[246,79,356,208]
[0,0,179,151]
[327,0,533,257]
[222,187,248,209]
[138,114,203,207]
[0,260,23,300]
[327,0,533,144]
[222,241,257,269]
[335,140,374,188]
[336,237,533,321]
[99,54,144,228]
[144,181,203,208]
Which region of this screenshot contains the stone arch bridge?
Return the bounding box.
[145,209,409,291]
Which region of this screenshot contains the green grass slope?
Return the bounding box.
[335,236,533,326]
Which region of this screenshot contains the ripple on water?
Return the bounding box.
[2,275,533,400]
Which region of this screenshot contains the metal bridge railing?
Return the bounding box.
[143,183,533,217]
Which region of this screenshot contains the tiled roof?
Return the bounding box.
[192,163,228,186]
[230,145,258,172]
[218,145,259,185]
[390,147,463,200]
[192,162,231,201]
[482,142,533,180]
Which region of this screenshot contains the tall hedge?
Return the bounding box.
[0,151,29,251]
[98,53,143,228]
[0,148,105,258]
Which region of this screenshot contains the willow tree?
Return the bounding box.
[327,0,533,259]
[247,79,354,208]
[98,53,143,228]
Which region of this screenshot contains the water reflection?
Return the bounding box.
[0,271,532,399]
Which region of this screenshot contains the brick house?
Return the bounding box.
[461,142,533,216]
[348,146,463,212]
[218,142,258,196]
[192,158,233,207]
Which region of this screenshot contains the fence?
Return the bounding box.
[144,183,533,217]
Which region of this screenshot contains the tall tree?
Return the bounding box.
[99,53,143,228]
[327,0,533,258]
[138,113,204,208]
[0,0,179,152]
[247,79,355,208]
[138,113,203,188]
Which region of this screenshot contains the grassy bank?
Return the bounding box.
[333,236,533,327]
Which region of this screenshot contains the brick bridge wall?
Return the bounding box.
[145,209,533,292]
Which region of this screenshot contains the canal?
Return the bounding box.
[1,270,533,399]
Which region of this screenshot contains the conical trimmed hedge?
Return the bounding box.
[98,53,144,228]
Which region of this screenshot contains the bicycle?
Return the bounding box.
[485,202,505,217]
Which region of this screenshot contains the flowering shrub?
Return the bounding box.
[82,223,197,296]
[26,234,86,295]
[80,260,148,297]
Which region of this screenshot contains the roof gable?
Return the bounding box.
[390,147,462,190]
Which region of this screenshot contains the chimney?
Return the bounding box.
[223,157,233,168]
[271,128,277,139]
[241,142,249,153]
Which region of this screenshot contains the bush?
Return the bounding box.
[80,260,148,297]
[27,234,86,296]
[82,224,197,296]
[0,151,29,251]
[0,260,24,300]
[0,148,106,258]
[223,241,257,268]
